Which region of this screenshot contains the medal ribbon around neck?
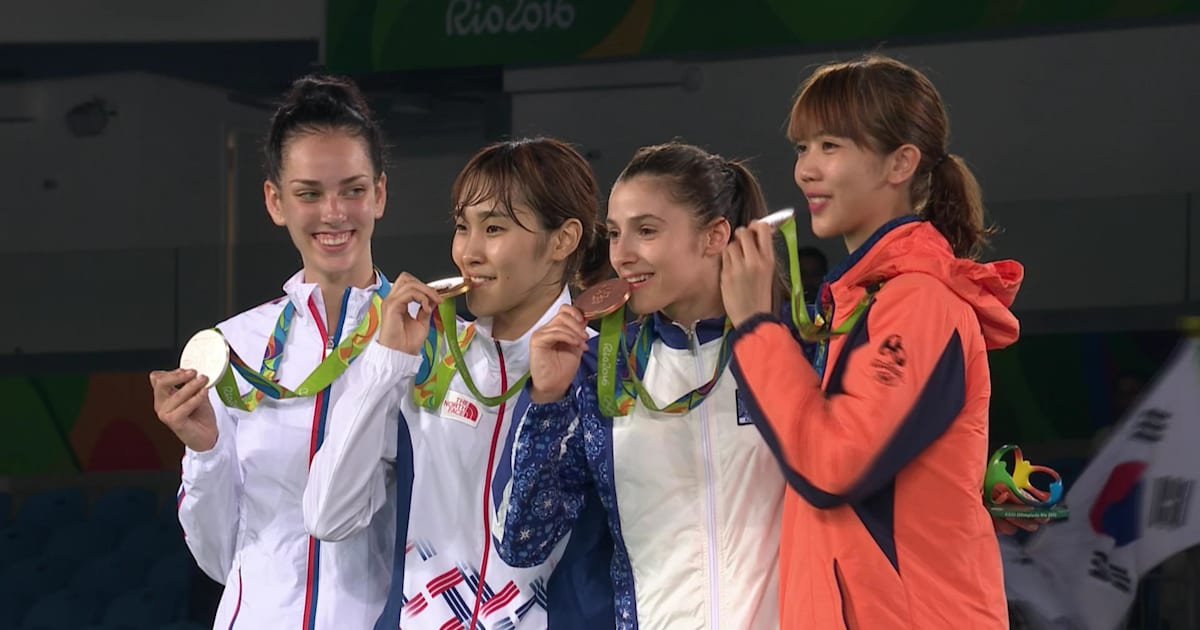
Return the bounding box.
[412,299,530,409]
[779,215,879,376]
[213,272,391,412]
[596,306,734,417]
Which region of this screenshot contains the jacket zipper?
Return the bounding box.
[690,324,721,630]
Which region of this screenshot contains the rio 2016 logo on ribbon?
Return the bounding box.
[446,0,576,37]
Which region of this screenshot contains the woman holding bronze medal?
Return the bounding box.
[494,141,788,629]
[302,137,618,630]
[148,75,394,629]
[719,54,1024,628]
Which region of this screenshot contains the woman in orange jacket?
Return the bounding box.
[720,54,1023,629]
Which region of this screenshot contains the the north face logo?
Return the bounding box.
[441,391,481,427]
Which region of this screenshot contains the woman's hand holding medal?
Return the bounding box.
[378,273,455,354]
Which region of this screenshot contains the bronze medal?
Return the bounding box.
[574,277,630,320]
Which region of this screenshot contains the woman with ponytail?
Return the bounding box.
[495,141,786,629]
[303,137,617,629]
[721,54,1023,628]
[149,74,396,629]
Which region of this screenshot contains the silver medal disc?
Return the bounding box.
[758,207,795,227]
[180,329,230,389]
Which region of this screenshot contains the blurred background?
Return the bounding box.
[1,1,1198,629]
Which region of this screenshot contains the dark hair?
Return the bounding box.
[615,141,786,307]
[264,74,387,184]
[796,245,829,273]
[615,141,769,231]
[787,54,992,258]
[450,137,608,289]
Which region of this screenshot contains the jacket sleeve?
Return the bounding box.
[303,341,424,541]
[494,378,595,568]
[730,275,969,507]
[177,390,242,584]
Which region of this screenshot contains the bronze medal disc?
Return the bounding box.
[574,278,631,320]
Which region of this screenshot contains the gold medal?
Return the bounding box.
[428,276,471,298]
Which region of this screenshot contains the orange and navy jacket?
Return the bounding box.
[729,216,1023,629]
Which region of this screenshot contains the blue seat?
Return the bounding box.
[158,511,185,553]
[144,551,192,599]
[70,551,149,602]
[159,494,179,524]
[155,623,207,630]
[102,587,181,629]
[42,522,118,565]
[13,489,85,536]
[117,520,185,567]
[21,588,101,630]
[91,488,158,532]
[0,590,27,630]
[0,527,46,571]
[0,492,11,528]
[0,555,73,602]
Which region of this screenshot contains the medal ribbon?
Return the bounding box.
[212,273,391,412]
[597,308,733,417]
[779,216,878,376]
[411,300,530,409]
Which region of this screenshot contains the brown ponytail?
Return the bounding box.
[725,160,770,229]
[922,154,992,258]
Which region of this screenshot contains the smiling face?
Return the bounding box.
[264,131,386,287]
[606,175,728,324]
[451,190,579,340]
[792,133,906,253]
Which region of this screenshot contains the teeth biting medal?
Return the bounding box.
[427,276,471,298]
